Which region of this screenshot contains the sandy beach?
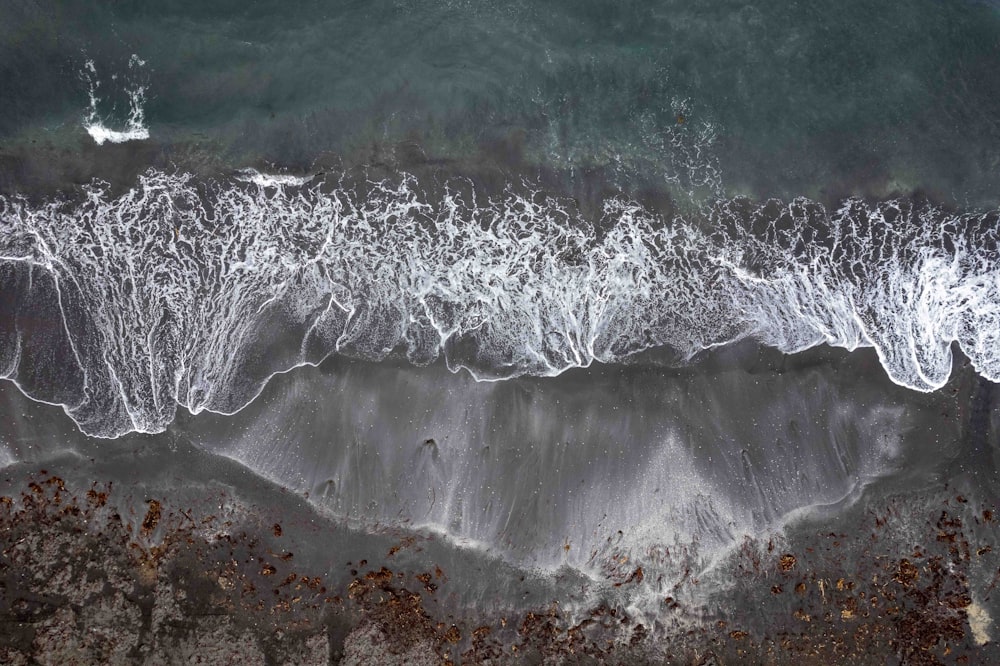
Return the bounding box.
[2,342,997,663]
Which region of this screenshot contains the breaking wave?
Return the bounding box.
[82,55,150,146]
[1,169,998,437]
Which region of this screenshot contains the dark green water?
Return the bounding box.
[5,0,1000,205]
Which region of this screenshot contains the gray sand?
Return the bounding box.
[2,342,999,662]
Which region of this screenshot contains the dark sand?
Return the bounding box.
[2,342,999,663]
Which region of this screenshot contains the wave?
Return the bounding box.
[235,169,314,189]
[82,55,150,146]
[84,122,150,146]
[0,169,998,437]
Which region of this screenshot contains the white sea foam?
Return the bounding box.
[235,169,313,188]
[82,55,149,146]
[236,169,313,187]
[0,170,998,437]
[85,123,150,146]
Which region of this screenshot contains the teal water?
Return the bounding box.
[5,0,1000,205]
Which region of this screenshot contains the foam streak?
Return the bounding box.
[0,172,997,436]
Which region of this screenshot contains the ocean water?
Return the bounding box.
[3,0,1000,660]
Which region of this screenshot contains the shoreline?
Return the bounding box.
[1,338,997,662]
[1,406,996,662]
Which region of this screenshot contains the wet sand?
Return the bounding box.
[2,342,999,662]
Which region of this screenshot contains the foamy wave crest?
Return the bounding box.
[82,55,150,146]
[0,170,997,436]
[235,169,314,188]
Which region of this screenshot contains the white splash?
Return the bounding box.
[82,55,150,146]
[235,169,313,188]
